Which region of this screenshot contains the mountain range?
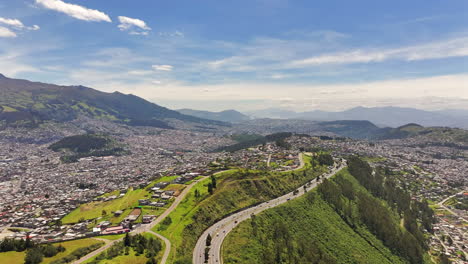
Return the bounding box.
[0,74,227,129]
[177,109,250,123]
[246,106,468,129]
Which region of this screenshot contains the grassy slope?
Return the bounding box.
[0,238,102,264]
[62,176,178,224]
[154,155,327,263]
[0,251,24,264]
[223,170,407,264]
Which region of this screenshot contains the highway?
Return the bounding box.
[73,176,207,264]
[192,161,346,264]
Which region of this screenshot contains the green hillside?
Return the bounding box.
[223,159,434,264]
[153,154,327,263]
[0,74,227,129]
[48,133,128,163]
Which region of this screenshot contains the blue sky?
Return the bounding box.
[0,0,467,111]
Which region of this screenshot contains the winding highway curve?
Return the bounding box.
[193,159,346,264]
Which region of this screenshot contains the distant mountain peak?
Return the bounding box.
[177,108,250,123]
[397,123,423,129]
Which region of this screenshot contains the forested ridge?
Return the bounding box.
[320,156,434,263]
[223,157,434,264]
[48,133,129,162]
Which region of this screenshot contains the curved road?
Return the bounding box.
[73,176,207,264]
[193,161,346,264]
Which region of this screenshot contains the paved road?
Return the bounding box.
[437,191,468,222]
[73,177,207,264]
[193,161,346,264]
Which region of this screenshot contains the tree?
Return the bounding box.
[40,244,58,258]
[206,233,212,247]
[317,153,334,166]
[102,210,107,216]
[207,183,213,195]
[211,176,217,189]
[25,235,33,249]
[24,248,43,264]
[204,247,210,262]
[124,233,131,247]
[161,216,172,226]
[194,189,200,198]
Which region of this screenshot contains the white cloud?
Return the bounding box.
[0,17,40,34]
[0,26,17,38]
[0,17,24,28]
[79,72,468,112]
[29,25,40,31]
[128,70,153,76]
[35,0,111,22]
[159,31,184,37]
[0,51,40,75]
[152,65,173,71]
[289,36,468,67]
[118,16,151,35]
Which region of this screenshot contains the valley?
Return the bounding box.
[0,76,467,264]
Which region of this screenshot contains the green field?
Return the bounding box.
[95,234,126,241]
[0,238,102,264]
[0,250,25,264]
[153,154,327,263]
[62,176,178,224]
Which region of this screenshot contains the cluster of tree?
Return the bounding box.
[1,236,68,264]
[317,157,435,264]
[60,147,128,163]
[347,156,435,232]
[214,132,293,152]
[49,134,111,153]
[50,242,103,264]
[89,234,161,264]
[24,244,66,264]
[126,118,173,129]
[275,138,291,149]
[158,216,172,231]
[253,213,337,264]
[0,237,34,252]
[317,153,334,166]
[49,133,129,163]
